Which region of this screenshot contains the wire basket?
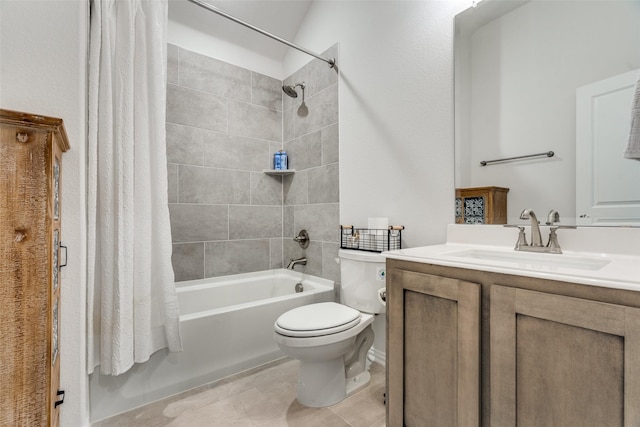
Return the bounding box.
[340,225,404,253]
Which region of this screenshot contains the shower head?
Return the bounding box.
[282,82,306,98]
[282,85,298,98]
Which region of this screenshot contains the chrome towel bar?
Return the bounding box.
[480,151,554,166]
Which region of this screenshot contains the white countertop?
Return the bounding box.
[383,224,640,292]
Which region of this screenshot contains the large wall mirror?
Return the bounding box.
[454,0,640,226]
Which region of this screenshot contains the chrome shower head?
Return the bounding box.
[282,82,306,98]
[282,85,298,98]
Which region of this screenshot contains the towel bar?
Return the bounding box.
[480,151,554,166]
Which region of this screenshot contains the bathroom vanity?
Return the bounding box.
[384,225,640,427]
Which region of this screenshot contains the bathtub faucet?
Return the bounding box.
[287,257,307,270]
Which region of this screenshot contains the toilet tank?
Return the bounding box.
[339,249,386,314]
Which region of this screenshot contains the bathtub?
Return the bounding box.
[89,269,334,422]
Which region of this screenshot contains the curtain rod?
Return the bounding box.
[186,0,336,68]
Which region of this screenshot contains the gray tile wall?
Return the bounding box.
[283,45,341,285]
[167,44,282,281]
[166,43,340,283]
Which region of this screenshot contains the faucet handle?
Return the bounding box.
[546,225,576,254]
[515,226,528,249]
[293,229,310,248]
[504,225,528,250]
[547,228,562,253]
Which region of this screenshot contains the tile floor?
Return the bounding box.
[93,358,386,427]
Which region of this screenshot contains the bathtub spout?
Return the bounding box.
[287,257,307,270]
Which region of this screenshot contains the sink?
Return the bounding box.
[444,249,611,271]
[383,225,640,289]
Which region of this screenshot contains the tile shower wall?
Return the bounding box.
[166,44,283,281]
[283,45,341,285]
[166,44,340,283]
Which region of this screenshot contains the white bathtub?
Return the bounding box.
[89,269,334,422]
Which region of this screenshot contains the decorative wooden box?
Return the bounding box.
[0,109,69,426]
[455,186,509,224]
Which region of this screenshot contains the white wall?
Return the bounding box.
[168,19,284,79]
[285,0,471,249]
[0,1,89,425]
[284,0,471,361]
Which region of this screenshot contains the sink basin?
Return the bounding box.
[444,249,611,271]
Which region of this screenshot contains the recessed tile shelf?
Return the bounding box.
[263,169,296,176]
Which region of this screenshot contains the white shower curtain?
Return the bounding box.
[87,0,182,376]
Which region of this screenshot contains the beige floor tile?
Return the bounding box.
[166,391,253,427]
[328,363,386,427]
[255,402,351,427]
[93,387,205,427]
[237,386,292,422]
[162,359,292,418]
[95,358,387,427]
[163,380,247,418]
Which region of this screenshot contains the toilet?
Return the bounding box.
[273,249,386,407]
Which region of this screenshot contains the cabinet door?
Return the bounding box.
[490,285,640,427]
[1,127,51,426]
[387,269,481,427]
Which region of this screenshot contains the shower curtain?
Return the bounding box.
[87,0,182,376]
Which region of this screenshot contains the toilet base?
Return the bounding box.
[345,370,371,398]
[295,359,373,408]
[297,357,346,407]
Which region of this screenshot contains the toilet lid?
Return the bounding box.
[275,302,361,338]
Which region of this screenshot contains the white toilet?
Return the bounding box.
[273,249,386,407]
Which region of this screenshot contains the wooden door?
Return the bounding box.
[387,268,481,427]
[490,285,640,426]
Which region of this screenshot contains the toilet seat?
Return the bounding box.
[275,302,361,338]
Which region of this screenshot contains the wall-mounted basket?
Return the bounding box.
[340,225,404,253]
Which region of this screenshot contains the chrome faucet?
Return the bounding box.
[545,209,560,225]
[519,209,543,247]
[507,209,575,254]
[286,257,307,270]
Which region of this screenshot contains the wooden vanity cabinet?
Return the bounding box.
[386,259,640,427]
[0,109,70,426]
[491,285,640,426]
[386,263,481,427]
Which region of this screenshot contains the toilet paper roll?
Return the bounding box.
[377,288,387,306]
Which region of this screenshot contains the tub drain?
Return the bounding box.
[295,283,304,293]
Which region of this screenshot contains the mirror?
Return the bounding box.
[454,0,640,226]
